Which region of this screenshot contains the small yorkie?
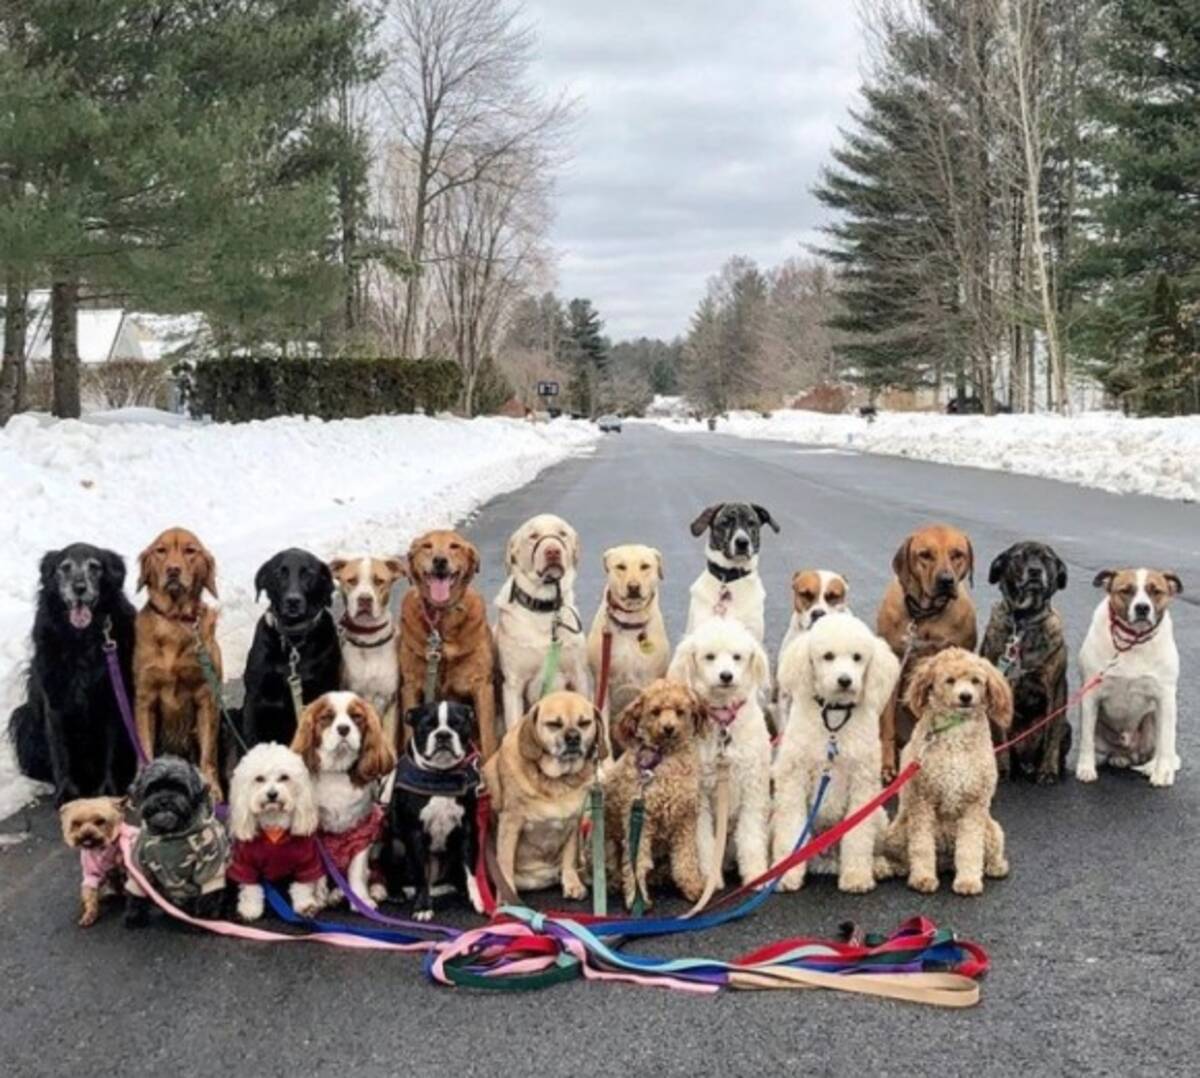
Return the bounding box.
[60,797,126,927]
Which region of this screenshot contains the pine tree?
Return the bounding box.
[1072,0,1200,414]
[563,298,607,416]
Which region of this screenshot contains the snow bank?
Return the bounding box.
[650,410,1200,501]
[0,412,598,819]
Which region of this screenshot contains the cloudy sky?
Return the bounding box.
[523,0,867,341]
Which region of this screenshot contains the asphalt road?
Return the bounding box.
[3,423,1198,1077]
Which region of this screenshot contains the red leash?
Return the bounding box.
[595,628,614,713]
[992,671,1106,755]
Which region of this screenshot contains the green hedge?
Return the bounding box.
[174,357,462,422]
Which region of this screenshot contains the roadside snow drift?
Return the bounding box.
[0,412,597,819]
[653,410,1200,502]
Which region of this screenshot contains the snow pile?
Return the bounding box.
[651,410,1200,501]
[0,412,598,819]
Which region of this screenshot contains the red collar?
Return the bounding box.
[146,599,200,624]
[707,699,746,728]
[1109,607,1160,652]
[606,591,651,632]
[340,614,392,636]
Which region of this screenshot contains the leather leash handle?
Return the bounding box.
[595,628,613,712]
[729,967,981,1007]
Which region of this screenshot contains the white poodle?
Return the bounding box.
[771,612,899,893]
[227,743,322,922]
[667,617,772,887]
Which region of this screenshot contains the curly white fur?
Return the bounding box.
[228,743,320,921]
[667,618,772,886]
[771,613,899,893]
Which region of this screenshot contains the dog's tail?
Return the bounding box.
[10,702,52,782]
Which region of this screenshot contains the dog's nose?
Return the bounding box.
[284,595,303,613]
[544,546,562,562]
[1027,565,1044,581]
[837,674,853,690]
[356,595,373,611]
[935,571,956,592]
[265,788,278,802]
[719,670,734,685]
[957,690,974,706]
[563,729,581,746]
[809,608,826,624]
[1133,601,1151,619]
[626,582,642,598]
[336,722,351,737]
[432,555,449,574]
[166,565,182,579]
[72,580,89,596]
[435,729,452,744]
[734,536,751,553]
[660,721,678,738]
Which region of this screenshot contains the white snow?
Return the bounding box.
[0,412,598,820]
[648,410,1200,502]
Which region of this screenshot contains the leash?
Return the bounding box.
[102,618,149,767]
[192,623,249,756]
[588,782,607,916]
[1108,607,1161,652]
[595,627,614,712]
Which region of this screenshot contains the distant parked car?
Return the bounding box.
[596,414,623,432]
[946,396,1013,415]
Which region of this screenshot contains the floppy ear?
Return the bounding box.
[568,527,581,568]
[314,559,335,609]
[385,555,408,582]
[404,706,423,730]
[602,548,614,575]
[748,641,770,691]
[198,542,218,600]
[349,700,396,786]
[689,504,723,538]
[328,557,349,577]
[1093,569,1116,591]
[653,548,664,580]
[461,543,479,582]
[1164,572,1183,596]
[518,703,543,762]
[228,762,257,842]
[290,701,324,773]
[666,636,698,691]
[505,533,520,572]
[862,637,901,718]
[39,549,62,590]
[136,544,155,593]
[752,504,781,534]
[254,557,275,602]
[288,768,319,837]
[1052,551,1068,592]
[903,655,939,718]
[99,549,127,593]
[891,537,914,589]
[686,687,708,737]
[777,633,814,699]
[982,660,1013,731]
[987,549,1009,586]
[591,705,609,762]
[615,694,643,751]
[965,537,975,588]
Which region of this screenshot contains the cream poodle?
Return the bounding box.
[883,647,1013,895]
[603,679,708,909]
[772,612,899,893]
[667,618,772,887]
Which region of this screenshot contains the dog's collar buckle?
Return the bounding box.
[510,578,563,615]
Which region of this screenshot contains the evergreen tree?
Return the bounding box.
[1073,0,1200,414]
[563,297,607,416]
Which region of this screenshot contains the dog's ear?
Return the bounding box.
[752,504,781,534]
[653,548,664,580]
[987,549,1009,586]
[385,555,408,583]
[903,655,939,717]
[100,548,127,593]
[518,704,543,762]
[568,526,581,569]
[964,536,975,588]
[328,557,348,578]
[505,532,520,572]
[198,541,218,600]
[290,701,324,772]
[776,632,813,699]
[349,698,396,786]
[136,542,156,593]
[590,705,609,762]
[1092,569,1116,591]
[404,706,423,730]
[689,504,723,538]
[862,637,901,719]
[254,556,275,602]
[1164,572,1183,596]
[289,766,320,837]
[615,694,643,751]
[666,635,697,690]
[686,687,708,737]
[39,549,62,590]
[314,558,335,609]
[748,641,770,691]
[1051,550,1068,592]
[461,541,480,582]
[891,536,914,590]
[602,547,614,575]
[982,659,1013,732]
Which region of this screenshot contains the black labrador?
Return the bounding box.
[9,544,138,805]
[239,548,340,747]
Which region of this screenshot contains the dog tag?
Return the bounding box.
[638,635,655,655]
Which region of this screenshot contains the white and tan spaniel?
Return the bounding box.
[292,692,396,908]
[1078,567,1184,787]
[772,613,898,893]
[774,569,850,733]
[668,618,772,887]
[494,514,590,733]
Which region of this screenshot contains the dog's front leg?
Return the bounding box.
[494,811,522,900]
[952,804,988,895]
[667,806,706,904]
[1037,674,1070,784]
[289,880,320,917]
[770,761,809,892]
[735,772,770,885]
[500,670,526,735]
[1137,688,1180,788]
[472,679,499,760]
[133,687,157,778]
[694,792,721,891]
[41,692,80,806]
[237,883,265,921]
[124,880,151,929]
[838,777,881,894]
[193,685,223,798]
[879,688,899,783]
[79,884,101,927]
[560,824,586,901]
[1076,684,1101,783]
[460,806,486,914]
[905,804,938,893]
[346,847,376,909]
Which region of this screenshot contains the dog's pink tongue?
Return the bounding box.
[429,577,452,604]
[69,605,93,630]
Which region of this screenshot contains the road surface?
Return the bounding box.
[2,424,1197,1076]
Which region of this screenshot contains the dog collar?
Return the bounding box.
[606,591,651,632]
[146,599,200,624]
[634,743,663,781]
[1109,608,1160,652]
[813,696,856,735]
[706,560,750,585]
[510,579,562,614]
[393,748,480,797]
[265,609,324,643]
[926,711,970,740]
[339,614,394,647]
[904,592,953,622]
[707,699,745,728]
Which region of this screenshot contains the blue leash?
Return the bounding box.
[262,883,452,946]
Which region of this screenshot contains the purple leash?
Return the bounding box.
[103,619,148,767]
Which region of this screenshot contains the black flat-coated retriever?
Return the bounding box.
[239,548,340,747]
[9,544,138,805]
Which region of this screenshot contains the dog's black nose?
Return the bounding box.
[627,582,641,598]
[564,729,581,746]
[265,788,278,802]
[435,729,452,744]
[72,580,89,596]
[336,723,351,737]
[719,670,734,685]
[734,536,751,553]
[935,571,956,589]
[1134,601,1151,619]
[958,690,974,706]
[838,674,853,689]
[809,608,827,623]
[432,555,449,574]
[284,595,303,614]
[1027,565,1044,580]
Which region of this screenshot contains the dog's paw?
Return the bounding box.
[1035,768,1060,786]
[324,886,345,909]
[880,764,897,785]
[413,905,435,922]
[368,882,388,903]
[78,908,99,928]
[952,875,984,897]
[294,901,320,918]
[1139,759,1178,788]
[237,892,264,922]
[357,892,379,911]
[838,870,877,895]
[873,855,896,880]
[986,857,1010,880]
[776,868,806,893]
[908,872,938,894]
[1075,762,1098,784]
[562,876,587,901]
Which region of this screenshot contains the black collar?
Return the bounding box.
[706,560,751,584]
[814,696,856,735]
[1003,601,1053,629]
[266,609,325,645]
[509,578,562,614]
[904,592,953,622]
[393,749,480,798]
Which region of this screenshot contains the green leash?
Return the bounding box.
[424,628,443,704]
[589,783,607,916]
[927,712,970,739]
[192,626,248,755]
[285,645,306,723]
[628,798,647,917]
[539,639,563,700]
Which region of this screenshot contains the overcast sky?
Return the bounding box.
[523,1,867,341]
